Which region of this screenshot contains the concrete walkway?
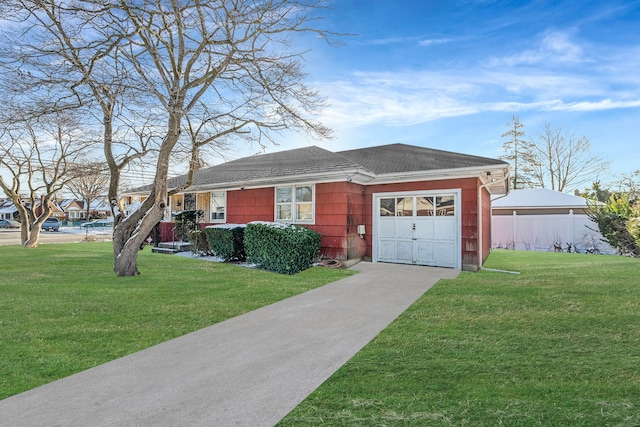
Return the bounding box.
[0,262,459,427]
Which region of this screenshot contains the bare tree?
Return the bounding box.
[527,123,609,192]
[0,111,92,247]
[3,0,334,276]
[500,115,534,189]
[67,161,110,220]
[1,0,160,232]
[615,170,640,201]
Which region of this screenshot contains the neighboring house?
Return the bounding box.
[88,197,113,218]
[32,198,65,220]
[60,198,87,221]
[0,199,18,220]
[0,198,64,220]
[129,144,509,271]
[492,188,615,254]
[60,196,114,221]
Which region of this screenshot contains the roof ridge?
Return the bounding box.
[336,142,507,163]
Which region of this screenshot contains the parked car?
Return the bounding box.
[0,219,20,229]
[80,218,114,228]
[42,217,60,232]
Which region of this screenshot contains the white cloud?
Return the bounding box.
[367,37,413,45]
[315,64,640,128]
[309,24,640,136]
[551,99,640,111]
[418,38,454,46]
[541,31,584,61]
[365,36,454,47]
[488,30,585,67]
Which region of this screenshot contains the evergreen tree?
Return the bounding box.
[500,115,533,189]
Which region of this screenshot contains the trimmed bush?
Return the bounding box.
[204,224,246,261]
[187,230,210,255]
[244,221,321,274]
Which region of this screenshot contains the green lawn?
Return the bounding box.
[279,250,640,426]
[0,242,354,400]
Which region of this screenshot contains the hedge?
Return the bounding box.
[187,230,210,255]
[204,224,246,261]
[244,221,321,274]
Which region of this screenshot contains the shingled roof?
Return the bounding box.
[149,143,507,192]
[337,143,506,175]
[164,146,364,190]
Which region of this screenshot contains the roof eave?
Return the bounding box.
[354,164,510,194]
[174,168,375,192]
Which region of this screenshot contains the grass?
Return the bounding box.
[278,250,640,426]
[0,242,354,400]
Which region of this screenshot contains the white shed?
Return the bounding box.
[491,189,615,254]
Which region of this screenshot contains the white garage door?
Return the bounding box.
[374,192,460,268]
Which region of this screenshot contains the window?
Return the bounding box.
[379,195,451,217]
[69,211,84,219]
[436,195,455,216]
[275,185,314,223]
[380,198,396,216]
[183,193,196,211]
[210,192,226,222]
[416,196,435,216]
[379,197,415,217]
[397,197,413,216]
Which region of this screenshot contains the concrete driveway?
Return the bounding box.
[0,261,459,427]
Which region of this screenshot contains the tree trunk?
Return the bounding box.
[23,225,41,248]
[20,224,30,246]
[112,194,166,276]
[112,112,181,276]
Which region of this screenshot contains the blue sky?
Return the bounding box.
[230,0,640,188]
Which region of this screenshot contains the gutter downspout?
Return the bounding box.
[477,170,509,271]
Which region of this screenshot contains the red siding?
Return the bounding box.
[306,182,367,260]
[157,177,486,270]
[363,177,481,271]
[227,188,274,223]
[482,186,492,264]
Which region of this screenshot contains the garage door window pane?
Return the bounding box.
[436,196,455,216]
[397,197,413,216]
[416,197,434,216]
[380,198,395,216]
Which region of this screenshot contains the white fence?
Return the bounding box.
[492,210,616,254]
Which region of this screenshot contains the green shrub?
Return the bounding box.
[244,221,321,274]
[187,230,210,255]
[587,195,640,256]
[204,224,246,261]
